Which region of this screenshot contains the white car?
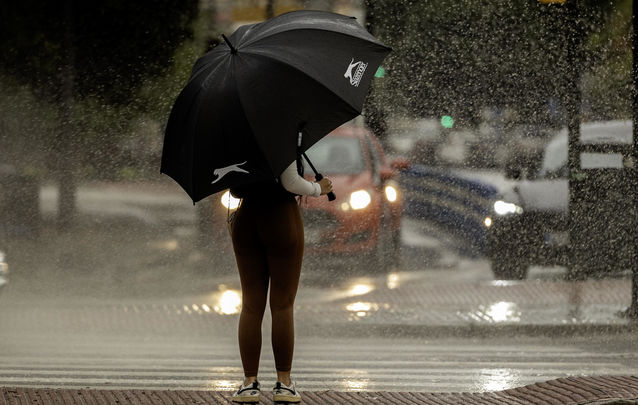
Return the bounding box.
[486,120,634,279]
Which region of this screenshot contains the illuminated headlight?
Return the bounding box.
[493,200,523,215]
[221,190,241,210]
[349,190,372,210]
[0,252,6,274]
[384,185,398,202]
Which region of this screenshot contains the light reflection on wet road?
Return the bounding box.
[477,368,522,392]
[0,330,636,392]
[0,218,636,392]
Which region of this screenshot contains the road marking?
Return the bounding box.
[1,339,636,392]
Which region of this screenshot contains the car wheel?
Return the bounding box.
[389,230,401,269]
[366,228,391,274]
[491,257,527,280]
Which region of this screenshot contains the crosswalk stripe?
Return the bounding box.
[0,356,633,392]
[0,365,628,376]
[1,336,636,392]
[0,358,626,369]
[0,365,626,374]
[0,378,622,392]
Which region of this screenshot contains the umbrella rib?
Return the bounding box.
[241,28,389,56]
[222,34,237,54]
[238,16,387,49]
[190,74,230,201]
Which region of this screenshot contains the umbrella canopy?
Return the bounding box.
[161,10,391,202]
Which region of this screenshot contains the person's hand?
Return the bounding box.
[318,177,333,195]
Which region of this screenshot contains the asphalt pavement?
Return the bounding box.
[0,181,636,404]
[29,180,638,336]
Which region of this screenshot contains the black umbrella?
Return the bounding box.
[161,10,391,203]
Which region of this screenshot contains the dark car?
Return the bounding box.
[486,120,633,279]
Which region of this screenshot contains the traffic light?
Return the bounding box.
[441,115,454,129]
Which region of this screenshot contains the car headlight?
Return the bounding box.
[384,185,398,202]
[0,252,7,275]
[221,190,241,210]
[349,190,372,210]
[484,217,493,227]
[493,200,523,215]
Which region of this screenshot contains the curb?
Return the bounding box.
[301,321,638,339]
[2,376,637,405]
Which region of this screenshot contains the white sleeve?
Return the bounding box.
[280,162,321,197]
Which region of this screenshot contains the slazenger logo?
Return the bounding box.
[211,161,249,184]
[344,58,368,87]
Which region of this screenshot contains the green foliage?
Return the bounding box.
[0,0,199,104]
[0,0,200,181]
[134,20,207,123]
[583,0,632,119]
[0,78,58,173]
[365,0,627,125]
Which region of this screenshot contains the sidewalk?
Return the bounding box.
[2,376,638,404]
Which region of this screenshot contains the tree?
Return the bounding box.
[364,0,620,126]
[582,0,633,120]
[0,0,198,227]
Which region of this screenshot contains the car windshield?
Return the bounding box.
[304,137,366,175]
[537,135,567,178]
[537,120,633,179]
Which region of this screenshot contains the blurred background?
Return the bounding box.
[0,0,634,290]
[0,0,636,392]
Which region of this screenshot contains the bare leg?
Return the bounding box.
[266,200,303,384]
[235,254,269,380]
[276,371,292,386]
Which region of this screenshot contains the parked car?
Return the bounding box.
[486,120,633,279]
[301,124,406,272]
[0,251,8,293]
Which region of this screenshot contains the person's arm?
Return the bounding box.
[280,162,321,197]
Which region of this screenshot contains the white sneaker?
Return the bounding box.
[273,380,301,403]
[231,381,260,403]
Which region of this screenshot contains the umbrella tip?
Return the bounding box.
[222,34,238,54]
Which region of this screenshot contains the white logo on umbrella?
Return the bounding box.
[211,161,249,184]
[344,58,368,87]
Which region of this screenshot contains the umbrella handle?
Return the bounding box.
[314,173,336,201]
[302,152,335,201]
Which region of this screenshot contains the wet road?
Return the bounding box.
[0,215,636,393]
[1,322,637,392]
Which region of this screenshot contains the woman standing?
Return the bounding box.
[230,160,332,404]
